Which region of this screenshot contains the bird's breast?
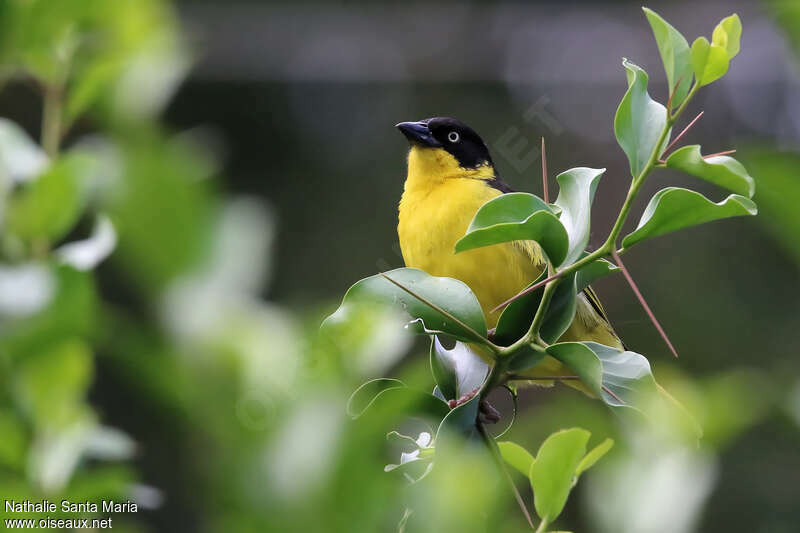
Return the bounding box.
[397,178,541,326]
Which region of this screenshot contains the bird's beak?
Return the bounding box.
[396,121,441,148]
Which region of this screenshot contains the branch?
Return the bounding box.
[541,137,549,204]
[611,250,678,358]
[477,422,536,530]
[661,110,704,158]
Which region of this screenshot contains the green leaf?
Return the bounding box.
[545,342,659,410]
[575,438,614,478]
[14,338,93,426]
[621,187,757,248]
[545,342,603,396]
[347,378,405,418]
[494,270,546,346]
[553,167,606,266]
[712,14,742,59]
[346,379,450,420]
[690,37,729,87]
[576,258,619,293]
[455,192,568,266]
[498,441,535,477]
[6,155,89,243]
[643,8,693,107]
[540,274,577,344]
[323,268,487,343]
[529,428,590,523]
[665,145,755,198]
[614,60,669,178]
[430,338,489,401]
[436,395,480,445]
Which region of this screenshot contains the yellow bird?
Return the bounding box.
[396,117,622,382]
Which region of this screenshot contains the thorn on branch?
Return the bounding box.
[491,271,564,314]
[611,250,679,358]
[666,75,685,111]
[541,137,549,204]
[703,149,736,158]
[662,111,704,158]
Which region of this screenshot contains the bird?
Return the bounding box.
[395,117,623,386]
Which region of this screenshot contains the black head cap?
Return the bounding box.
[396,117,493,169]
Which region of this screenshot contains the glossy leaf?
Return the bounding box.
[691,37,729,87]
[643,8,693,107]
[323,268,487,343]
[494,270,546,346]
[346,379,450,420]
[497,441,534,477]
[347,378,406,418]
[545,342,603,396]
[622,187,757,248]
[665,145,755,198]
[576,258,619,293]
[614,60,669,178]
[455,192,568,266]
[553,167,606,266]
[540,274,578,344]
[430,337,489,401]
[712,14,742,59]
[529,428,590,523]
[575,438,614,478]
[546,342,659,409]
[436,395,480,445]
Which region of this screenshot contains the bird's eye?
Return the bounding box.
[447,131,460,143]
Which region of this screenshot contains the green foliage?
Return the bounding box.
[6,155,87,244]
[530,428,590,524]
[552,167,606,266]
[690,37,730,87]
[430,337,489,401]
[324,268,488,343]
[0,3,769,532]
[455,192,568,265]
[497,440,534,476]
[665,145,755,197]
[643,8,693,107]
[622,187,757,249]
[614,60,669,177]
[327,8,756,530]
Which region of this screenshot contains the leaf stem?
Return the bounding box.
[477,422,536,530]
[535,518,549,533]
[41,81,64,158]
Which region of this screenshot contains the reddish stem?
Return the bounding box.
[611,250,679,358]
[491,270,564,314]
[662,111,704,157]
[703,149,736,158]
[541,137,549,204]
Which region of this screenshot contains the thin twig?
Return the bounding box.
[662,111,704,157]
[541,137,549,204]
[477,422,536,530]
[611,250,678,358]
[506,375,580,381]
[380,273,493,349]
[491,271,560,314]
[602,385,625,404]
[702,149,736,158]
[666,74,685,111]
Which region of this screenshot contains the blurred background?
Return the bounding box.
[0,0,798,532]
